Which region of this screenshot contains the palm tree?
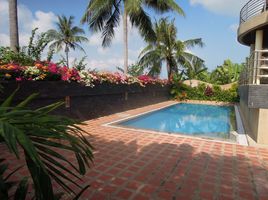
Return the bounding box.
[81,0,185,74]
[183,57,207,86]
[9,0,19,52]
[47,15,88,67]
[184,57,207,80]
[138,18,204,80]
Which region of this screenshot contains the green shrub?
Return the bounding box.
[171,83,239,102]
[0,28,52,66]
[0,47,34,65]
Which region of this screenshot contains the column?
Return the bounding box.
[255,30,263,84]
[249,44,255,84]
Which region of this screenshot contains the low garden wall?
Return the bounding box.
[183,79,235,90]
[0,81,170,120]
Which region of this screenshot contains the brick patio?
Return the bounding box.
[2,101,268,200]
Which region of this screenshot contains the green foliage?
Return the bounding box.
[210,59,244,85]
[0,28,52,65]
[170,72,185,100]
[27,28,52,61]
[197,70,211,82]
[0,47,33,65]
[0,89,93,199]
[117,64,144,77]
[47,48,55,62]
[171,82,239,102]
[0,159,29,200]
[73,56,88,71]
[183,58,207,80]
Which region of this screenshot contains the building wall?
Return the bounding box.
[239,86,259,141]
[0,81,171,120]
[239,85,268,144]
[257,109,268,144]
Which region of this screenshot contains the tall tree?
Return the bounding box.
[81,0,185,74]
[47,15,88,67]
[9,0,19,52]
[138,18,204,80]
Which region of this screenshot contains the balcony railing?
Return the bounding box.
[240,0,267,24]
[239,50,268,85]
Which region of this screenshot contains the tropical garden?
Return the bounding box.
[0,0,243,199]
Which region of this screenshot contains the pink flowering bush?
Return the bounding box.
[0,61,169,88]
[0,62,81,82]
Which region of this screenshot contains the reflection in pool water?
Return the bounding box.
[117,103,235,139]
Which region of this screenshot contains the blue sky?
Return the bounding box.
[0,0,249,75]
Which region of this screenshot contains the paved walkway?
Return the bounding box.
[3,101,268,200]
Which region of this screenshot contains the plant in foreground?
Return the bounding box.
[0,88,94,199]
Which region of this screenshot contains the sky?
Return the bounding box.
[0,0,249,77]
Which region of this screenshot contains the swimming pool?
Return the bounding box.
[115,103,236,140]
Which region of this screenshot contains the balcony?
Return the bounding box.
[238,0,268,46]
[239,50,268,109]
[240,0,267,24]
[239,49,268,85]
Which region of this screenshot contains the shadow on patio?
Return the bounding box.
[75,134,268,200]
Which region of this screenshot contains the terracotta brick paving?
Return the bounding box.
[2,101,268,199]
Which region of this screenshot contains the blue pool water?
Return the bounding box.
[117,103,235,139]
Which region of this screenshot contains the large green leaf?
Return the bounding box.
[0,88,94,199]
[14,177,29,200]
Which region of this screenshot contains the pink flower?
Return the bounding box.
[70,68,81,81]
[138,75,153,84]
[16,77,23,81]
[57,66,81,81]
[48,63,58,74]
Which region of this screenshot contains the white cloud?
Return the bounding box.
[0,33,9,46]
[0,0,57,46]
[190,0,248,16]
[87,58,135,71]
[31,11,57,32]
[97,47,110,55]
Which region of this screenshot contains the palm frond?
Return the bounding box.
[144,0,185,17]
[183,38,204,49]
[82,0,117,32]
[0,91,94,198]
[127,1,156,42]
[101,0,121,47]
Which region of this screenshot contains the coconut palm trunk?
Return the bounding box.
[9,0,19,52]
[167,60,171,80]
[65,46,69,67]
[123,10,128,74]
